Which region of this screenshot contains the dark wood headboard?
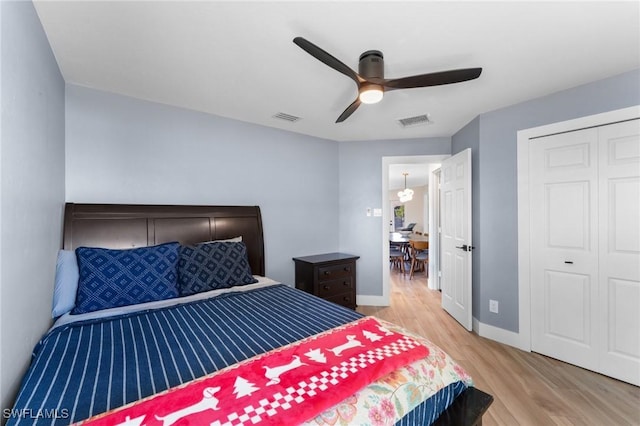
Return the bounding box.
[63,203,265,276]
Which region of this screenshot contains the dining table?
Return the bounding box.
[390,232,429,244]
[390,232,429,260]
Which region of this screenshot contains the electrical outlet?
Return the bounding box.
[489,299,499,314]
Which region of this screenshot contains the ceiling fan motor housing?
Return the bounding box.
[359,50,384,79]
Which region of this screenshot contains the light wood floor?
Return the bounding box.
[357,270,640,425]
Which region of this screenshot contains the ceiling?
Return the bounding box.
[33,1,639,142]
[389,163,436,190]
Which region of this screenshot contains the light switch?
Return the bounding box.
[366,208,372,217]
[373,208,382,217]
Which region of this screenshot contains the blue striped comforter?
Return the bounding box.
[7,285,465,425]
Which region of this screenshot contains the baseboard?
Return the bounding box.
[356,294,389,307]
[473,318,528,351]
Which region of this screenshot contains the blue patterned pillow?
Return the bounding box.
[72,242,180,314]
[177,241,258,296]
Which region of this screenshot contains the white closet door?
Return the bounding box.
[530,128,600,371]
[597,119,640,385]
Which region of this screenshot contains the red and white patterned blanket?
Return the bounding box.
[76,317,429,426]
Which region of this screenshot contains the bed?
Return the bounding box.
[7,203,492,425]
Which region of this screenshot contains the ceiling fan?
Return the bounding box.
[293,37,482,123]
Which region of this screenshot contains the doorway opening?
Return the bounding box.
[381,155,448,306]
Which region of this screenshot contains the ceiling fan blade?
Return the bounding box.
[293,37,361,86]
[336,98,361,123]
[383,68,482,90]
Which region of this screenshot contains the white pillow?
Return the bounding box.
[201,236,242,243]
[52,250,79,318]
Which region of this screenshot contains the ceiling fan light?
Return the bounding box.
[359,85,384,104]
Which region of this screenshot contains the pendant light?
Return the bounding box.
[397,173,414,203]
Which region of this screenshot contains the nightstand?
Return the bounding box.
[292,252,359,310]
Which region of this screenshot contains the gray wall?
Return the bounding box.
[65,84,340,285]
[453,68,640,333]
[0,0,65,412]
[65,84,453,300]
[338,138,450,296]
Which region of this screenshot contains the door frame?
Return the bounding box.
[516,105,640,351]
[428,168,442,290]
[382,155,449,305]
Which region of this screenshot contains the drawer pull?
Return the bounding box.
[343,281,348,286]
[343,296,351,302]
[323,285,329,290]
[324,271,331,276]
[344,267,351,272]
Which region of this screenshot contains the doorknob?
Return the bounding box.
[455,244,475,252]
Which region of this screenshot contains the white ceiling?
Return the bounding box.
[389,163,435,190]
[33,1,640,142]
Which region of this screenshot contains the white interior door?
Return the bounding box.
[530,119,640,385]
[530,128,600,371]
[597,119,640,385]
[440,149,473,331]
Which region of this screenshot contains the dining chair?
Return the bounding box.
[389,243,405,274]
[409,240,429,279]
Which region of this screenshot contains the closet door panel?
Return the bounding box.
[598,119,640,386]
[530,128,599,371]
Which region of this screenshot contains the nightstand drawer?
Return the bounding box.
[318,263,354,281]
[324,292,355,309]
[316,277,353,298]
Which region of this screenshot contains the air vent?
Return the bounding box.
[273,112,301,123]
[398,114,432,128]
